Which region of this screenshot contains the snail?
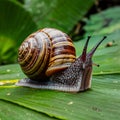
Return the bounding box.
[16,28,106,92]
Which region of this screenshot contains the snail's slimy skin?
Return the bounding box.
[16,28,106,93]
[16,56,92,92]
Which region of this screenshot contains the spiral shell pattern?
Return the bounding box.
[18,28,76,81]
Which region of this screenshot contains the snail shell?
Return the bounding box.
[18,28,76,81]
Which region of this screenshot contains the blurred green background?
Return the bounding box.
[0,0,120,65]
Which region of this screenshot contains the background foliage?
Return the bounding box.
[0,0,120,120]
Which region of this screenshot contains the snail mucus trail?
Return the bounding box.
[16,28,106,92]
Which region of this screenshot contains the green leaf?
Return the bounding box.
[0,75,120,120]
[24,0,94,32]
[0,100,55,120]
[0,64,25,80]
[0,0,37,64]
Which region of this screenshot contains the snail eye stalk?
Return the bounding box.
[81,36,91,62]
[88,36,107,58]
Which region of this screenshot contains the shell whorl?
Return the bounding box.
[18,28,76,81]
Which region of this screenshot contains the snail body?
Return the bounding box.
[16,28,106,92]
